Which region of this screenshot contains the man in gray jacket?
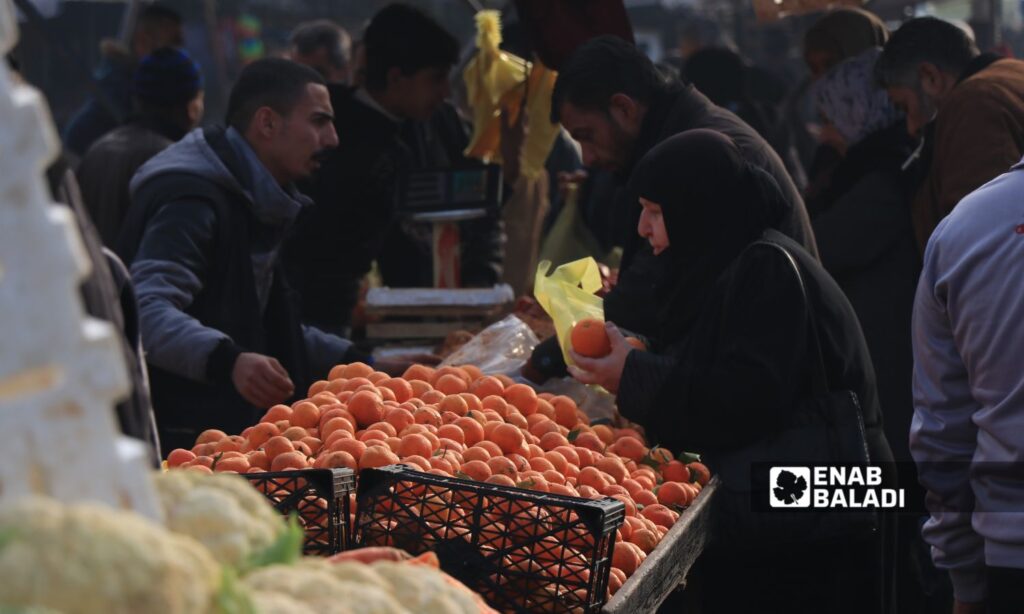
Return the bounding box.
[117,58,354,452]
[912,156,1024,613]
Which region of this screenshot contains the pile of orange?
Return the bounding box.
[167,362,711,597]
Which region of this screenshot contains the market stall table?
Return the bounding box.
[602,477,719,613]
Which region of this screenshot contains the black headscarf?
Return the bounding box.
[627,129,788,344]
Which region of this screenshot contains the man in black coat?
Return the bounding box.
[528,36,817,380]
[77,47,205,247]
[284,5,504,336]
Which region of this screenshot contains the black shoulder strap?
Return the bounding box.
[746,234,830,398]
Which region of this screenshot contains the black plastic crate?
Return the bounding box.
[355,465,625,614]
[244,467,356,555]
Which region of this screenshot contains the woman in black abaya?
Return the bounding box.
[568,130,894,614]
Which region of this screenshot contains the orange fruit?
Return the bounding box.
[541,450,569,475]
[592,424,615,445]
[610,493,638,517]
[327,437,366,461]
[409,380,434,399]
[612,541,644,576]
[195,429,227,445]
[579,466,611,492]
[377,378,413,403]
[661,460,691,483]
[537,431,569,452]
[470,376,504,398]
[417,390,443,405]
[318,450,357,470]
[341,377,374,392]
[490,424,525,455]
[640,503,678,528]
[167,448,196,468]
[462,446,490,462]
[454,417,486,446]
[461,459,492,482]
[404,364,435,382]
[434,374,469,395]
[401,454,432,472]
[290,401,320,428]
[629,528,658,554]
[368,371,390,384]
[213,437,241,454]
[186,464,213,474]
[481,392,509,417]
[578,484,602,499]
[321,417,354,442]
[437,424,466,445]
[552,445,581,467]
[487,456,518,478]
[542,470,567,486]
[528,456,556,473]
[213,455,249,473]
[550,396,579,427]
[439,395,469,417]
[384,436,403,454]
[359,429,389,443]
[596,456,628,484]
[688,461,711,486]
[263,436,294,459]
[503,384,539,415]
[349,390,384,427]
[398,433,433,459]
[271,451,309,472]
[246,450,270,471]
[413,406,442,427]
[300,436,323,455]
[486,474,517,487]
[247,422,280,449]
[505,411,529,430]
[633,489,658,507]
[475,440,503,457]
[431,366,472,386]
[261,405,292,423]
[657,481,691,506]
[608,567,626,595]
[610,436,647,462]
[621,478,644,498]
[534,399,556,419]
[570,318,611,358]
[341,362,374,379]
[574,432,605,453]
[280,426,308,441]
[308,380,329,396]
[366,421,398,437]
[360,446,400,469]
[459,392,483,412]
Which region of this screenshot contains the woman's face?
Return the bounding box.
[638,197,670,256]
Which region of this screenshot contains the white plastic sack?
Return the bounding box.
[440,315,540,376]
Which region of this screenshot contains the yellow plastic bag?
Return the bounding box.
[533,257,604,365]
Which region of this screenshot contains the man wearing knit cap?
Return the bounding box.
[77,47,204,247]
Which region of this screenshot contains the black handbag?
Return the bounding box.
[705,236,879,549]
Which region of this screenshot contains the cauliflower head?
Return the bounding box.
[154,470,286,567]
[0,496,221,614]
[243,563,407,614]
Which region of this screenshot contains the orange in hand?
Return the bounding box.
[570,318,611,358]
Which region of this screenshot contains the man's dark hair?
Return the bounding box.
[551,35,669,123]
[875,17,980,88]
[226,58,326,131]
[290,20,352,72]
[362,3,458,91]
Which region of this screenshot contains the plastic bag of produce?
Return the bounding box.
[439,315,539,375]
[537,376,617,422]
[533,257,603,365]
